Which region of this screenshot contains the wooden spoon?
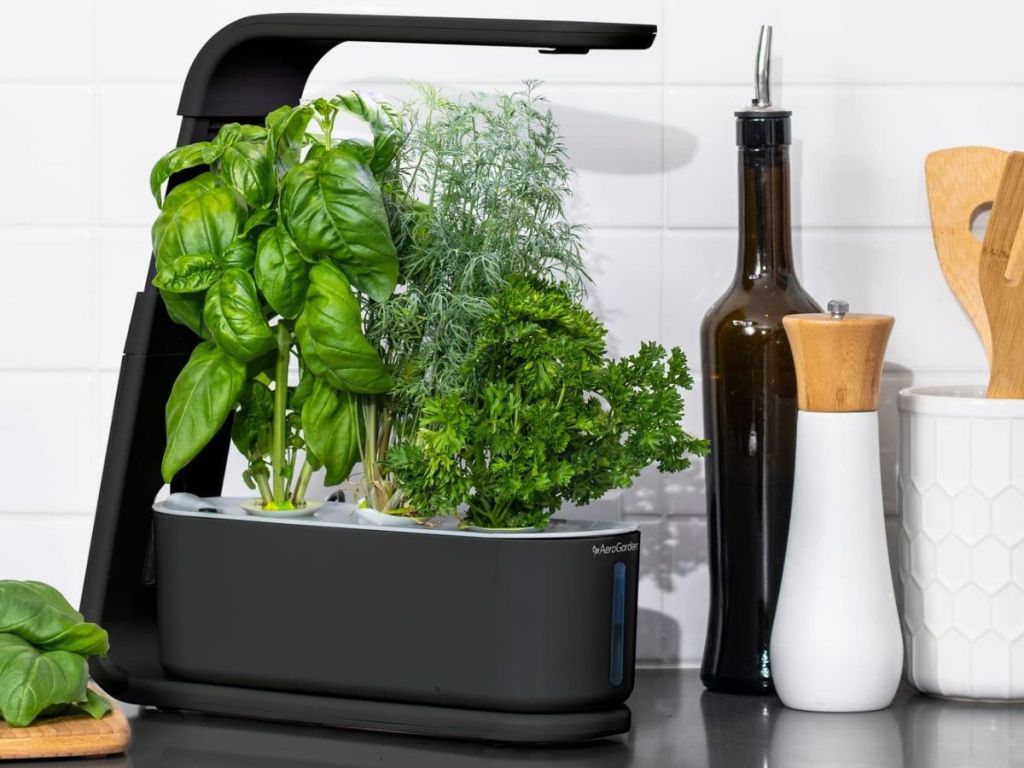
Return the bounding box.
[925,147,1007,363]
[980,151,1024,398]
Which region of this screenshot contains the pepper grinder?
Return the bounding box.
[769,300,903,712]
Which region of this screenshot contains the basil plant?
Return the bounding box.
[150,94,401,510]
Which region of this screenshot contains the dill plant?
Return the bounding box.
[356,83,587,512]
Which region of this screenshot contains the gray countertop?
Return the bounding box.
[8,669,1023,767]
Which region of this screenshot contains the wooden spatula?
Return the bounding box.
[925,147,1008,363]
[980,151,1024,398]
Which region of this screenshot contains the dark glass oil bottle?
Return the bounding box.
[699,40,820,694]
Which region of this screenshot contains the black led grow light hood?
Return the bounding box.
[82,13,655,744]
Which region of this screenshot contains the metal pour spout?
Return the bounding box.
[753,25,772,108]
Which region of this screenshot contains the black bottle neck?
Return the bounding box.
[736,144,795,284]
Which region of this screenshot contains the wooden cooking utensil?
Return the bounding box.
[980,151,1024,399]
[926,147,1007,363]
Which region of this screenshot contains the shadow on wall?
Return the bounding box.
[547,102,698,175]
[880,363,913,516]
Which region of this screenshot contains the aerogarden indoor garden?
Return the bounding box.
[81,13,656,743]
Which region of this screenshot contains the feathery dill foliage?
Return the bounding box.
[366,82,586,416]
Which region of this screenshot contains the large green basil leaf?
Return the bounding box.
[232,380,274,460]
[0,581,108,656]
[279,147,398,301]
[0,634,89,728]
[266,104,314,176]
[162,340,246,482]
[220,140,275,209]
[302,377,359,485]
[151,173,219,256]
[152,253,221,293]
[255,225,309,319]
[203,269,275,362]
[214,123,267,146]
[160,290,205,336]
[331,92,402,174]
[290,370,315,411]
[333,253,397,305]
[152,174,240,271]
[150,142,223,207]
[295,262,392,394]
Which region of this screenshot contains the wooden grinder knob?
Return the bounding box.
[783,300,895,413]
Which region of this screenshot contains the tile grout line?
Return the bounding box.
[0,222,951,234]
[90,0,104,496]
[659,0,675,630]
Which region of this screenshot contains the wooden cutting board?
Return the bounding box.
[0,690,129,760]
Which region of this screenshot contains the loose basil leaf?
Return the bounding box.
[331,92,402,174]
[162,340,246,482]
[0,633,89,728]
[160,290,205,336]
[221,237,256,271]
[220,140,275,209]
[150,142,223,207]
[0,581,108,656]
[302,377,359,485]
[255,225,309,319]
[152,174,240,272]
[266,105,314,175]
[152,253,221,293]
[203,269,276,362]
[232,380,274,460]
[295,262,393,394]
[279,146,398,301]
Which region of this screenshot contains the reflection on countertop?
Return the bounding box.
[5,669,1022,767]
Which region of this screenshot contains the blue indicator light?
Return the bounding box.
[610,560,626,686]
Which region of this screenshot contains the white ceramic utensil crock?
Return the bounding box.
[898,385,1024,700]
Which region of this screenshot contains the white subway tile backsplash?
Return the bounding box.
[663,1,1024,86]
[97,85,182,225]
[549,87,664,228]
[0,514,93,608]
[635,515,671,661]
[0,87,94,226]
[799,228,989,372]
[0,230,95,370]
[661,230,734,369]
[0,3,93,82]
[666,85,1024,229]
[97,228,151,370]
[0,373,98,514]
[583,229,662,355]
[660,517,710,664]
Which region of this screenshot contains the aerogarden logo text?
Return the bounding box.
[592,541,639,556]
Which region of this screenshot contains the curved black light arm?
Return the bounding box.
[178,14,656,121]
